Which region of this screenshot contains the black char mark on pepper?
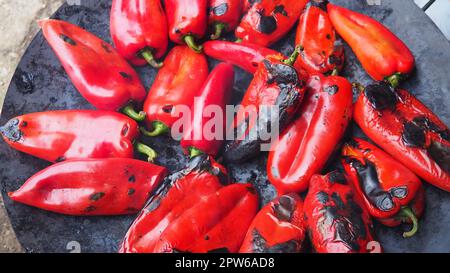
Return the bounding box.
[402,121,426,148]
[90,192,105,201]
[211,3,228,16]
[0,119,23,142]
[120,71,132,80]
[329,171,347,185]
[428,141,450,173]
[317,191,329,205]
[59,34,76,46]
[274,5,288,16]
[309,0,329,10]
[273,195,295,222]
[365,82,397,111]
[325,85,339,95]
[257,10,277,34]
[251,229,300,253]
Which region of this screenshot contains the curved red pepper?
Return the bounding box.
[164,0,208,53]
[239,193,306,253]
[328,3,415,87]
[295,0,344,74]
[110,0,168,67]
[181,63,235,158]
[235,0,309,47]
[354,82,450,192]
[9,159,167,216]
[208,0,243,40]
[268,73,353,194]
[341,138,425,238]
[39,19,147,115]
[304,172,379,253]
[142,46,209,137]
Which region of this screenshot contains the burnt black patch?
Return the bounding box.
[59,34,76,46]
[389,187,408,199]
[428,141,450,173]
[207,248,230,253]
[251,229,300,253]
[90,192,105,201]
[274,5,288,16]
[55,156,66,163]
[310,0,329,10]
[364,82,397,110]
[325,85,339,95]
[273,195,295,222]
[14,69,34,94]
[264,61,299,86]
[317,191,329,205]
[128,175,136,183]
[329,172,347,185]
[332,192,345,210]
[0,119,23,142]
[128,188,136,196]
[119,71,132,80]
[211,3,228,16]
[257,10,277,34]
[162,105,174,113]
[402,121,426,148]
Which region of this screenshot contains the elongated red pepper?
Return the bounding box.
[110,0,168,67]
[0,110,158,163]
[181,63,235,158]
[268,73,353,194]
[341,138,425,238]
[142,46,209,137]
[354,82,450,192]
[204,40,285,74]
[164,0,208,53]
[295,0,344,74]
[209,0,243,39]
[235,0,309,47]
[9,159,167,216]
[328,3,415,87]
[39,19,147,118]
[239,193,306,253]
[304,172,378,253]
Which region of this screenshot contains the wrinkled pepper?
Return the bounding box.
[9,158,167,216]
[354,82,450,192]
[239,193,306,253]
[342,138,425,238]
[208,0,243,39]
[268,73,353,194]
[328,3,415,87]
[110,0,168,68]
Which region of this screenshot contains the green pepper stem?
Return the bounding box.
[284,46,301,66]
[400,206,419,238]
[140,48,163,68]
[386,73,402,88]
[184,35,203,53]
[135,142,158,162]
[122,105,146,122]
[189,147,204,158]
[331,68,339,76]
[211,23,226,40]
[140,121,170,137]
[235,38,243,43]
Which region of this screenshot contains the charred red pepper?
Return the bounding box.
[164,0,208,53]
[328,3,415,87]
[354,82,450,192]
[208,0,243,39]
[142,46,209,137]
[9,159,167,216]
[110,0,168,68]
[39,19,147,118]
[181,63,235,158]
[239,193,306,253]
[235,0,309,47]
[304,172,378,253]
[0,110,158,163]
[294,0,344,74]
[268,73,353,194]
[341,138,425,238]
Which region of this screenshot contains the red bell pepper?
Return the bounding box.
[164,0,208,53]
[235,0,309,47]
[239,193,306,253]
[0,110,159,163]
[304,172,379,253]
[341,138,425,238]
[328,3,415,87]
[354,82,450,192]
[39,19,147,118]
[181,63,235,158]
[295,0,345,74]
[142,46,209,137]
[110,0,168,68]
[9,159,167,216]
[268,73,353,194]
[208,0,243,39]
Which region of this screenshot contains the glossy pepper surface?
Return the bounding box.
[181,63,235,158]
[236,0,309,47]
[39,19,146,112]
[328,3,415,87]
[239,193,306,253]
[295,0,344,74]
[9,159,167,216]
[342,138,425,238]
[142,46,209,137]
[354,82,450,192]
[208,0,243,39]
[304,172,378,253]
[110,0,168,67]
[268,73,353,194]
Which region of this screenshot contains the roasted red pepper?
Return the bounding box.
[110,0,168,68]
[164,0,208,53]
[354,82,450,192]
[268,73,353,194]
[235,0,309,47]
[304,172,378,253]
[9,159,167,216]
[328,3,415,87]
[142,46,209,137]
[223,48,306,163]
[181,63,235,158]
[0,110,158,163]
[39,19,147,118]
[341,138,425,238]
[208,0,243,39]
[239,193,306,253]
[294,0,344,74]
